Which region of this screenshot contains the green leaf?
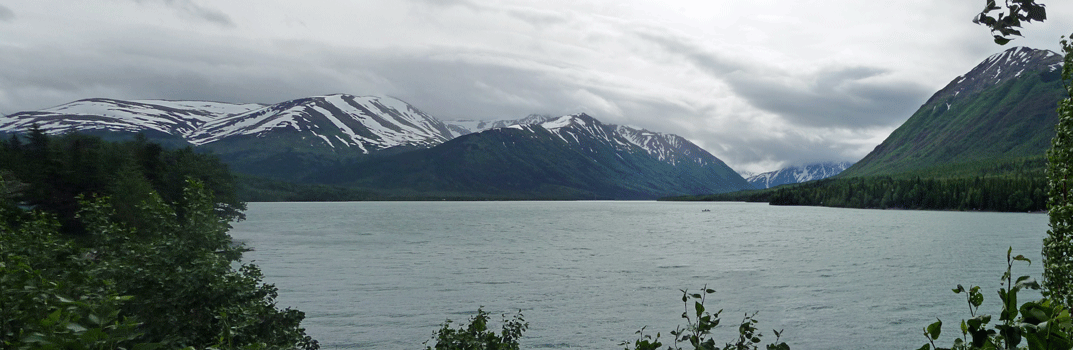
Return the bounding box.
[971,291,985,308]
[928,319,943,340]
[1013,254,1032,265]
[66,322,88,333]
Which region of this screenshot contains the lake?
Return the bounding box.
[229,201,1048,350]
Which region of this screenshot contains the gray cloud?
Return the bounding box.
[405,0,573,28]
[632,27,748,76]
[0,5,14,22]
[5,0,1073,173]
[726,67,930,128]
[634,26,930,128]
[135,0,234,27]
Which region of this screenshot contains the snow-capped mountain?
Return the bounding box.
[747,161,853,189]
[498,113,751,192]
[444,114,556,134]
[925,46,1062,112]
[312,112,752,198]
[448,113,721,168]
[0,98,262,138]
[189,94,456,152]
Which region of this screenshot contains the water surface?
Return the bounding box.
[230,201,1047,350]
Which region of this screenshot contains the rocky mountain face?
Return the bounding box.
[747,161,854,189]
[2,96,746,198]
[841,46,1065,178]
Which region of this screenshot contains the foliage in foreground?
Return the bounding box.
[1043,34,1073,308]
[425,287,789,350]
[920,249,1071,350]
[621,286,788,350]
[424,308,528,350]
[1,178,317,349]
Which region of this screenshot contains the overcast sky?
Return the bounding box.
[1,1,1072,173]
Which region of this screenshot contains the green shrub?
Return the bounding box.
[1,180,318,349]
[424,308,528,350]
[920,248,1073,350]
[623,286,789,350]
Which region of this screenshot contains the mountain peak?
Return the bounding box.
[190,94,453,150]
[539,113,602,131]
[843,46,1066,178]
[927,46,1061,105]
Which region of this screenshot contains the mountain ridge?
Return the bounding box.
[747,161,854,189]
[839,46,1064,178]
[309,113,751,199]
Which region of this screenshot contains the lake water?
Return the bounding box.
[229,201,1048,350]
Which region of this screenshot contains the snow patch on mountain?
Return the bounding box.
[447,113,719,168]
[0,98,262,137]
[928,47,1062,107]
[747,161,853,189]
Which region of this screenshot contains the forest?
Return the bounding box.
[673,173,1049,212]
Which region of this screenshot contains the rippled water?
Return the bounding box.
[229,201,1047,350]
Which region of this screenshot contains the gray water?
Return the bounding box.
[229,201,1048,350]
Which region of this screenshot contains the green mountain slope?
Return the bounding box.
[841,47,1064,178]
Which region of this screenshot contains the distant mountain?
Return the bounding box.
[747,161,854,189]
[309,113,752,199]
[840,46,1064,178]
[443,114,556,135]
[0,98,262,146]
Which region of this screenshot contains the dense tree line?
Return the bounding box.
[669,174,1048,212]
[766,175,1048,212]
[0,127,245,234]
[1,130,317,349]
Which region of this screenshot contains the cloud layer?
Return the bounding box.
[2,0,1072,173]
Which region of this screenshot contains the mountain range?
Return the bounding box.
[5,45,1056,200]
[746,162,854,189]
[1,94,751,199]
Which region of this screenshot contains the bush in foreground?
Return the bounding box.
[0,179,318,349]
